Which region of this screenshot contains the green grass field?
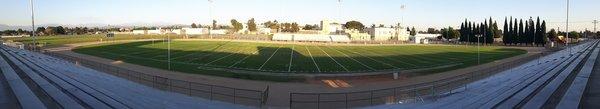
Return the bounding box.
[3,34,184,47]
[73,40,527,81]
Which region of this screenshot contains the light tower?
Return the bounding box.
[565,0,572,55]
[208,0,214,39]
[29,0,36,51]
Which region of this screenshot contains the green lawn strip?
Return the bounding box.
[340,46,417,69]
[204,43,262,67]
[261,45,294,72]
[333,46,399,70]
[233,45,282,70]
[329,46,395,70]
[318,46,370,71]
[305,46,346,72]
[184,42,242,64]
[227,43,276,69]
[290,45,319,72]
[170,41,233,61]
[358,46,436,65]
[196,42,255,66]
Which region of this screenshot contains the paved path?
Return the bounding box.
[47,40,544,108]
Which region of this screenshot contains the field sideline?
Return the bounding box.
[73,40,527,76]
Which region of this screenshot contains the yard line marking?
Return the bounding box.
[204,43,252,65]
[258,45,282,70]
[317,46,349,72]
[183,43,237,63]
[353,47,418,67]
[171,41,232,60]
[305,46,321,72]
[327,46,375,71]
[288,45,294,72]
[229,44,274,68]
[338,48,399,69]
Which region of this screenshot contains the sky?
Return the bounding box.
[1,0,599,31]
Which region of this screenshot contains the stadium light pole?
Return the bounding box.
[566,0,572,56]
[208,0,214,39]
[168,33,171,70]
[29,0,36,51]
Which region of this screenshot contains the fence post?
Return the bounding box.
[317,94,321,109]
[370,91,374,106]
[188,82,192,96]
[345,93,348,109]
[233,89,236,104]
[431,83,436,101]
[210,85,213,100]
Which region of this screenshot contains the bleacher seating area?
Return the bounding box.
[371,40,600,109]
[0,45,246,109]
[272,34,351,42]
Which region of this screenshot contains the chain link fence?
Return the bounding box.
[289,53,543,109]
[44,52,270,107]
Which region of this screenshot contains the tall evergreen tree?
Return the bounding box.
[541,20,547,46]
[519,19,524,45]
[503,17,509,45]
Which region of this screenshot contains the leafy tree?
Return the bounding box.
[427,28,441,34]
[568,31,580,39]
[303,24,318,30]
[36,27,46,35]
[291,23,300,32]
[548,29,558,41]
[212,20,217,29]
[230,19,243,32]
[344,21,365,31]
[247,18,257,31]
[191,23,198,28]
[410,27,417,36]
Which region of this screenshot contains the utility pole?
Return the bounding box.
[29,0,36,51]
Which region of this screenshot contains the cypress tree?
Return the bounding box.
[535,17,541,46]
[519,19,524,45]
[509,17,514,45]
[503,17,509,45]
[541,20,547,46]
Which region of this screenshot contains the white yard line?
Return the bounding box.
[258,45,282,70]
[305,46,321,72]
[171,43,230,61]
[288,45,294,72]
[327,46,375,70]
[353,47,418,67]
[317,46,349,71]
[204,44,251,65]
[338,47,399,69]
[183,46,235,63]
[228,44,274,68]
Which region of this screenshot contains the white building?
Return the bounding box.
[411,34,441,44]
[364,27,410,41]
[272,33,350,42]
[132,30,146,34]
[320,20,343,34]
[181,28,207,35]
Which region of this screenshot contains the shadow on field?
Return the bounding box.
[73,41,526,81]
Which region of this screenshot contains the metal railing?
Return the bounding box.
[44,52,269,107]
[289,54,542,109]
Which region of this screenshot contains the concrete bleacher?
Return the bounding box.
[0,45,248,109]
[370,40,600,109]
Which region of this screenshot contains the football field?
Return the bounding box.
[73,40,526,75]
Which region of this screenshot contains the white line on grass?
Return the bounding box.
[353,47,418,67]
[337,47,399,69]
[204,43,252,65]
[288,45,294,72]
[317,46,349,72]
[228,44,274,68]
[305,46,321,72]
[327,46,375,71]
[258,45,282,70]
[183,45,237,63]
[170,42,231,60]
